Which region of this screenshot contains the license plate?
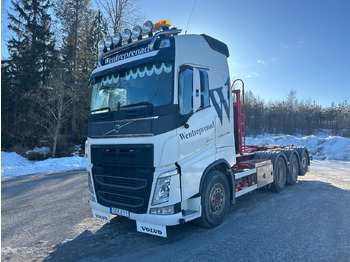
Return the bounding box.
[136,221,167,238]
[110,207,130,218]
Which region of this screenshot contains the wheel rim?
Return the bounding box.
[209,183,226,215]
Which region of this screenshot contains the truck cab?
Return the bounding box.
[86,20,310,237]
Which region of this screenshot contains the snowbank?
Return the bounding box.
[26,146,51,156]
[1,152,87,178]
[246,134,350,161]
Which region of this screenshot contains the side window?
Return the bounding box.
[200,70,210,108]
[179,67,193,115]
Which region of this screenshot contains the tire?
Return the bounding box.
[295,147,309,176]
[270,154,287,192]
[196,170,230,228]
[277,149,300,185]
[287,152,299,185]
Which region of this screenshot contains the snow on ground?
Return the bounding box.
[246,134,350,161]
[26,146,51,157]
[1,152,87,178]
[1,134,349,178]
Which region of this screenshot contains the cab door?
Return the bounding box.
[177,65,216,200]
[177,65,215,160]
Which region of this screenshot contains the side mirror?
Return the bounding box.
[192,68,201,113]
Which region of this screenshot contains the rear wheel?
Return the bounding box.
[196,170,230,228]
[295,147,308,176]
[278,149,300,185]
[271,155,287,192]
[287,152,299,185]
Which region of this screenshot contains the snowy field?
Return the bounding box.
[1,134,350,179]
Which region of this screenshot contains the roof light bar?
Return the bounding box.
[97,19,181,60]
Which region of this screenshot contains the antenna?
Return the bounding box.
[185,0,197,34]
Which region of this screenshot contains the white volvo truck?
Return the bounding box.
[86,20,310,237]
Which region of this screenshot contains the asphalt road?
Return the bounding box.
[1,160,350,262]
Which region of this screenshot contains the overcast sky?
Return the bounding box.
[2,0,349,106]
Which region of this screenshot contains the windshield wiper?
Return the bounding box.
[121,102,153,109]
[90,107,111,114]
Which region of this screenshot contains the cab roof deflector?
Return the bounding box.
[201,34,230,57]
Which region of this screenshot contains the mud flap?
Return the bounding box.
[136,221,167,238]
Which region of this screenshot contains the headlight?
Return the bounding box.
[122,29,132,43]
[142,20,153,36]
[89,193,96,202]
[105,36,113,49]
[150,205,174,215]
[159,39,170,49]
[132,25,142,40]
[88,173,94,194]
[113,32,121,46]
[152,169,178,205]
[88,174,96,202]
[152,176,171,205]
[85,140,88,160]
[98,39,105,52]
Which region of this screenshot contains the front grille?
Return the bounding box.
[91,144,153,167]
[95,175,147,190]
[91,144,154,214]
[98,191,144,208]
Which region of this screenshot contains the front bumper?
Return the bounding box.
[89,200,185,226]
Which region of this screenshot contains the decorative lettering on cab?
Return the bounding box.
[104,46,150,65]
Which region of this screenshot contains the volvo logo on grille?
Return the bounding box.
[103,122,131,136]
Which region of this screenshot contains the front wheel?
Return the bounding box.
[196,171,230,228]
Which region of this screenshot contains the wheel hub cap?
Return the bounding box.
[210,184,225,214]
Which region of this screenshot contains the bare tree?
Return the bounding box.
[94,0,144,34]
[25,70,72,158]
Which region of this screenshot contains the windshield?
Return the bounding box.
[90,62,173,114]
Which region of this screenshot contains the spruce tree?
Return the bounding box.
[55,0,91,139]
[4,0,57,148]
[80,9,108,74]
[7,0,57,91]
